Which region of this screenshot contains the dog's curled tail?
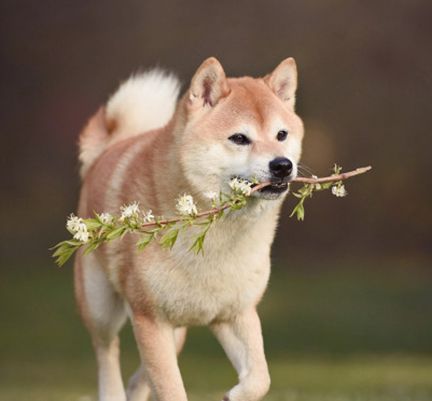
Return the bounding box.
[79,69,181,177]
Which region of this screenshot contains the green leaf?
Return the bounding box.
[333,163,342,174]
[106,226,127,240]
[290,201,305,221]
[229,196,247,210]
[50,239,81,250]
[159,228,179,249]
[189,223,211,255]
[51,242,81,267]
[83,218,102,230]
[84,241,101,255]
[137,233,154,250]
[189,234,206,254]
[296,202,305,221]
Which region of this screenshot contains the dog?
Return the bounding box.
[74,57,304,401]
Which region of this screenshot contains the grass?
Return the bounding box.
[2,355,432,401]
[1,260,432,400]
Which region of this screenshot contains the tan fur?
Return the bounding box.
[75,57,304,401]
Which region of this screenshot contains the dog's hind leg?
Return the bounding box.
[211,308,270,401]
[127,327,187,401]
[75,253,128,401]
[126,364,150,401]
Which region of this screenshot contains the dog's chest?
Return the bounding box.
[149,252,269,325]
[143,221,272,326]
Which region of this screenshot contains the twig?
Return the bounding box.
[135,205,231,231]
[292,165,372,184]
[53,165,372,266]
[136,165,372,229]
[249,165,372,191]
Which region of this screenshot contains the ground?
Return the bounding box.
[1,261,431,401]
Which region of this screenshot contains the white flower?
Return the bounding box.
[120,202,140,221]
[229,178,253,196]
[331,184,347,197]
[73,228,90,243]
[99,212,113,225]
[203,191,218,201]
[66,214,91,242]
[176,194,198,216]
[66,214,83,233]
[143,209,155,223]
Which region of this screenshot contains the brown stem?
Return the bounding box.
[134,165,372,231]
[136,205,231,231]
[292,165,372,184]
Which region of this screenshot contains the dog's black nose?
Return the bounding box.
[269,157,293,179]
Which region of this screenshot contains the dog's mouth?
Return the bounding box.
[230,176,292,197]
[256,181,289,194]
[248,178,291,196]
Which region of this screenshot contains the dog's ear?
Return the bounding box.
[264,58,298,109]
[188,57,230,108]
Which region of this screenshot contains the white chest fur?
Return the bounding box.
[141,206,278,326]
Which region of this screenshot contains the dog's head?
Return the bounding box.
[179,57,304,200]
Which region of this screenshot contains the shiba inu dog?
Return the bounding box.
[75,57,304,401]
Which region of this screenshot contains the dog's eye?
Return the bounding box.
[228,133,251,146]
[277,130,288,141]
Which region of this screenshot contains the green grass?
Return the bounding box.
[1,261,432,400]
[1,354,432,401]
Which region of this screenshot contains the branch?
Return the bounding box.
[250,165,372,191]
[136,165,372,228]
[136,205,231,231]
[53,164,372,266]
[292,165,372,184]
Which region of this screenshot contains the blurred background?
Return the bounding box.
[1,1,431,400]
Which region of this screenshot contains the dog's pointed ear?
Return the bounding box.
[188,57,230,108]
[265,58,298,109]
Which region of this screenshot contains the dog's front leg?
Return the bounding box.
[131,313,188,401]
[211,308,271,401]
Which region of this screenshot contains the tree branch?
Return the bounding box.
[53,165,373,266]
[250,165,372,191]
[136,165,372,229]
